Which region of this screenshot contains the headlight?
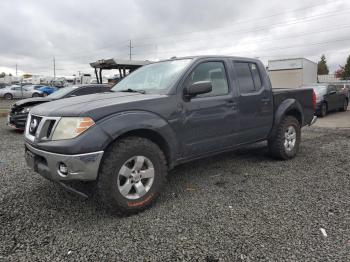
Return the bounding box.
[52,117,95,140]
[20,107,31,114]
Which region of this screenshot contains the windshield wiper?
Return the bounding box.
[119,88,146,94]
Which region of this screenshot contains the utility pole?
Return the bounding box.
[15,64,17,76]
[53,57,56,79]
[128,40,133,60]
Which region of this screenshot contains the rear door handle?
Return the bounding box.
[226,100,238,109]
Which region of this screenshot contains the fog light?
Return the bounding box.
[58,163,68,176]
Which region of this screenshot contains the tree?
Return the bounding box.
[335,66,344,78]
[0,72,5,78]
[317,55,329,75]
[23,73,32,79]
[341,55,350,80]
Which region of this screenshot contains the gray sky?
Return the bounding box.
[1,0,350,77]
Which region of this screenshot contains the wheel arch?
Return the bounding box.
[285,109,302,126]
[113,128,173,169]
[98,111,178,169]
[269,99,304,139]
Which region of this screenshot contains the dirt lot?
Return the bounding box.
[0,116,349,261]
[0,99,13,109]
[314,106,350,129]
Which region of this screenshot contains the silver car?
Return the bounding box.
[0,85,43,100]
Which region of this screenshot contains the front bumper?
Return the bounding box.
[25,143,104,181]
[7,112,28,130]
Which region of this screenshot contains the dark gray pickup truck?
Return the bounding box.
[24,56,316,214]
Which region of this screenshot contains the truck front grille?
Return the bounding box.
[28,116,43,136]
[25,114,60,142]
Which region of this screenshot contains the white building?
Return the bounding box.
[268,58,317,89]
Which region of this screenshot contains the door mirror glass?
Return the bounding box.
[184,81,212,99]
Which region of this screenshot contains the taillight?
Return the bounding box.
[312,90,316,110]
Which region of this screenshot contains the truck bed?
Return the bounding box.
[272,88,315,126]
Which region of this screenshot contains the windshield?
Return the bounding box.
[48,86,78,99]
[311,86,327,96]
[111,59,192,93]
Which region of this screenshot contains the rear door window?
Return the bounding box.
[234,62,262,94]
[250,63,262,90]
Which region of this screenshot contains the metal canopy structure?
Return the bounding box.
[90,58,151,84]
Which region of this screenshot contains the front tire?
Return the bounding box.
[32,93,40,97]
[268,116,301,160]
[340,99,348,112]
[97,137,167,215]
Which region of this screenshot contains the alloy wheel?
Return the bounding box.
[117,156,155,200]
[284,126,296,151]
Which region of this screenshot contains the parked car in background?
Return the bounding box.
[335,83,350,100]
[7,84,111,130]
[0,85,43,100]
[303,83,349,117]
[25,85,45,92]
[0,83,10,89]
[39,86,58,96]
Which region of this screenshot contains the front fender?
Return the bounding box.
[98,111,178,163]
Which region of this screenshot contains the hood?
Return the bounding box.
[12,97,54,109]
[30,92,169,120]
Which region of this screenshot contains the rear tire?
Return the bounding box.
[268,116,301,160]
[320,102,327,117]
[97,137,167,215]
[32,93,40,97]
[340,99,348,112]
[4,93,13,100]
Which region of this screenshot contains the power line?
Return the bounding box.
[131,0,347,43]
[50,2,348,60]
[42,7,350,65]
[133,24,350,56]
[133,9,350,49]
[133,28,350,58]
[9,1,350,73]
[134,37,350,62]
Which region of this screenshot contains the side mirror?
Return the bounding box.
[184,81,212,99]
[329,90,336,95]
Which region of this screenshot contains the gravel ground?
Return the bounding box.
[0,117,349,261]
[0,99,15,109]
